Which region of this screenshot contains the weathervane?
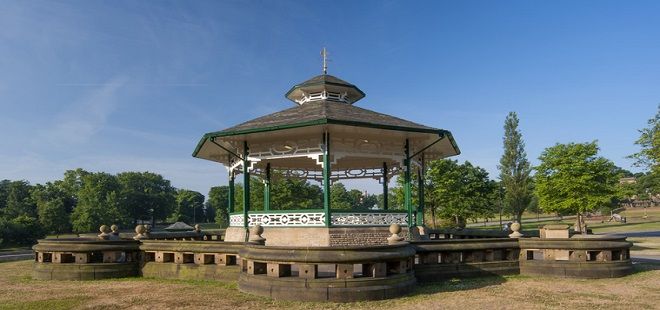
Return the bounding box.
[321,47,328,74]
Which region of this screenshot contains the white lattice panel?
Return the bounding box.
[331,213,408,226]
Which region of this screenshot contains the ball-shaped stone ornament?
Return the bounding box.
[511,222,521,232]
[135,225,146,234]
[389,223,401,235]
[111,224,119,232]
[250,224,264,236]
[194,224,201,232]
[99,225,110,233]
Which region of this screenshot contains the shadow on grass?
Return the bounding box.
[409,274,507,296]
[631,260,660,274]
[631,244,655,251]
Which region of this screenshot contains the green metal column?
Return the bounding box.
[264,163,271,211]
[417,163,425,226]
[228,171,235,213]
[404,139,412,229]
[323,132,331,227]
[382,162,388,210]
[242,141,250,231]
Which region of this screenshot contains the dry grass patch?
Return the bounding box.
[1,260,659,310]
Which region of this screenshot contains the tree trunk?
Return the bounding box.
[575,212,587,235]
[431,206,437,229]
[515,211,523,223]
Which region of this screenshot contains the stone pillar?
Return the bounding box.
[298,264,318,279]
[363,263,387,278]
[267,263,291,277]
[336,264,354,279]
[247,261,267,275]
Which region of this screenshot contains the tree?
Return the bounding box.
[425,159,497,228]
[31,182,74,235]
[70,172,122,233]
[116,171,176,225]
[208,186,230,227]
[3,180,37,219]
[498,112,533,223]
[171,190,205,224]
[629,105,660,174]
[330,183,352,209]
[535,142,618,233]
[270,177,321,210]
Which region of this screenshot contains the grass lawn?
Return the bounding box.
[472,207,660,234]
[0,260,658,309]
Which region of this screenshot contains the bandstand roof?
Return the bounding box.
[192,73,460,180]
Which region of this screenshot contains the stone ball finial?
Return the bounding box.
[111,224,119,233]
[98,225,111,240]
[194,224,201,233]
[387,223,404,244]
[248,224,266,244]
[133,224,146,240]
[509,221,524,238]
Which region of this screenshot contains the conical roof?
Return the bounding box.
[285,74,365,105]
[164,222,194,232]
[211,100,438,137]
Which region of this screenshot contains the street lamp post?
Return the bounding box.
[149,208,154,228]
[499,186,505,230]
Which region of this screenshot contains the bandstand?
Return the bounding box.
[192,68,460,246]
[30,55,634,303]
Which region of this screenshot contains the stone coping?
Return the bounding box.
[519,236,632,250]
[33,238,140,252]
[239,242,415,264]
[412,238,519,251]
[139,240,244,253]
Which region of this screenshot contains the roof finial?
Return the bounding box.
[321,47,328,74]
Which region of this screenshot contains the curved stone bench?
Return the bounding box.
[412,238,520,281]
[139,240,244,281]
[519,235,633,278]
[237,242,416,302]
[32,238,140,280]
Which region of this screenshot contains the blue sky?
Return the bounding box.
[0,0,658,196]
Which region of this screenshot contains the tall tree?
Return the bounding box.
[3,180,37,219]
[70,172,122,232]
[498,112,533,223]
[426,159,496,228]
[171,190,205,224]
[630,105,660,171]
[535,142,618,233]
[31,182,74,235]
[629,105,660,195]
[116,171,176,225]
[208,186,230,227]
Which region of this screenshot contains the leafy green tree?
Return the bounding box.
[208,186,229,227]
[171,190,205,224]
[116,171,176,225]
[330,183,352,209]
[0,180,10,213]
[426,159,496,228]
[629,105,660,174]
[270,177,322,210]
[3,180,37,219]
[498,112,533,223]
[70,172,122,232]
[31,182,74,235]
[0,215,44,246]
[60,168,90,204]
[535,142,618,233]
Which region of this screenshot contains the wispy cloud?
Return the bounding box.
[39,76,127,146]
